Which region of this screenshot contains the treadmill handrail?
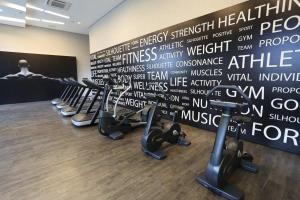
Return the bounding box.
[69,79,86,88]
[82,79,104,90]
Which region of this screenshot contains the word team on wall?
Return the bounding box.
[91,0,300,154]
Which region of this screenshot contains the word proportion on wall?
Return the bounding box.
[91,0,300,154]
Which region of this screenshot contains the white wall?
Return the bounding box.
[89,0,247,53]
[0,24,90,81]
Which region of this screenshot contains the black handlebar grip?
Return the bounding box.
[171,105,184,111]
[206,85,252,105]
[144,93,156,99]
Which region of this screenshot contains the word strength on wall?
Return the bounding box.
[91,0,300,154]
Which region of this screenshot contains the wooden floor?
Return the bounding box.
[0,101,299,200]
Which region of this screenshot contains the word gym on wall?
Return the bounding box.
[91,0,300,154]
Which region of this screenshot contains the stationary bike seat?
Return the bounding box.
[232,115,251,124]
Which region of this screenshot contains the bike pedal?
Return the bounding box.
[241,160,258,173]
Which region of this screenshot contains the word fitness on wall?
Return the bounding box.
[91,0,300,154]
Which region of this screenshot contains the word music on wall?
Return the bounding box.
[91,0,300,154]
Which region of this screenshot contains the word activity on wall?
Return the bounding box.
[91,0,300,154]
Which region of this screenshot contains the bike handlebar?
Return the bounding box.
[144,93,156,99]
[206,85,252,105]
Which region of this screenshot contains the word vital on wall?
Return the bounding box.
[91,0,300,154]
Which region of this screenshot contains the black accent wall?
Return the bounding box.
[91,0,300,154]
[0,51,77,105]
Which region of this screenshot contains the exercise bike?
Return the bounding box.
[141,92,191,160]
[98,77,154,140]
[196,85,258,200]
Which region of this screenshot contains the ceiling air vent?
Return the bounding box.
[46,0,72,10]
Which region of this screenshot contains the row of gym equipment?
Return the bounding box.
[51,76,258,200]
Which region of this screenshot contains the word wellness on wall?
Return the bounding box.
[91,0,300,154]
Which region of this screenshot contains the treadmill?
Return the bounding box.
[56,78,83,109]
[51,78,73,105]
[71,79,103,127]
[60,79,90,116]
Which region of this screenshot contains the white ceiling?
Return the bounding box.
[0,0,26,27]
[0,0,125,34]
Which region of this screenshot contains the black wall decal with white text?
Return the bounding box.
[91,0,300,154]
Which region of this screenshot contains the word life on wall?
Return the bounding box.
[91,0,300,154]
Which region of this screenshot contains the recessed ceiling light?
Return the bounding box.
[0,8,2,12]
[1,2,26,12]
[41,19,64,25]
[77,21,81,24]
[26,16,41,22]
[44,10,70,19]
[26,3,44,12]
[0,16,25,23]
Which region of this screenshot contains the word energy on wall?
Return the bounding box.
[91,0,300,154]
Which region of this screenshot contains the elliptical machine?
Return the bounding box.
[196,85,258,200]
[141,92,191,160]
[98,77,152,140]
